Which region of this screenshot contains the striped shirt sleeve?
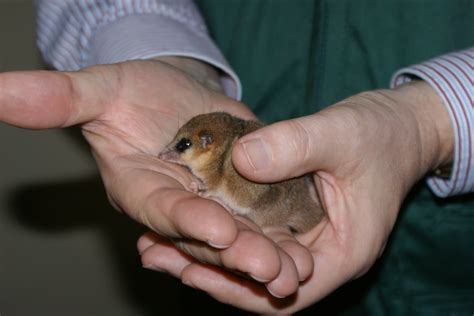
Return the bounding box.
[391,48,474,197]
[34,0,241,99]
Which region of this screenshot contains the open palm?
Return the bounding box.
[138,81,450,314]
[0,57,314,301]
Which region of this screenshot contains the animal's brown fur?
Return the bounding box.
[159,112,324,233]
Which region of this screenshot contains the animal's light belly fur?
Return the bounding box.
[206,187,254,217]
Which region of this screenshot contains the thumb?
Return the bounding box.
[0,68,109,129]
[232,113,347,182]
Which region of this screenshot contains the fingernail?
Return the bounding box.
[240,137,271,172]
[207,240,230,249]
[182,279,196,289]
[267,287,286,299]
[249,273,271,283]
[138,243,154,255]
[142,263,166,273]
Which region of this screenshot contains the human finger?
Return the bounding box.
[180,263,299,314]
[174,221,283,283]
[263,226,314,282]
[231,110,356,183]
[108,165,239,249]
[0,67,113,129]
[139,234,195,278]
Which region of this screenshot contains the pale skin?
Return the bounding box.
[0,57,452,314]
[0,56,311,298]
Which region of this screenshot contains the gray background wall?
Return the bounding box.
[0,1,244,315]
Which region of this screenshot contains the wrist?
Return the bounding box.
[391,80,454,177]
[152,56,224,94]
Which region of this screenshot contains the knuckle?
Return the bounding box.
[284,119,312,166]
[236,230,280,276]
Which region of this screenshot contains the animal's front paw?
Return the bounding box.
[188,180,208,196]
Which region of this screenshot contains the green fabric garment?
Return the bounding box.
[195,0,474,315]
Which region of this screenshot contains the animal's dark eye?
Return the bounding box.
[175,138,192,153]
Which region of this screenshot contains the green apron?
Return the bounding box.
[196,0,474,314]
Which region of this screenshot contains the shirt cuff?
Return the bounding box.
[87,14,241,100]
[391,48,474,197]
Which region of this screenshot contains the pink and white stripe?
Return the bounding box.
[34,2,474,197]
[35,0,241,99]
[392,48,474,197]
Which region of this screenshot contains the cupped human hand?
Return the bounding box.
[138,81,453,314]
[0,57,314,294]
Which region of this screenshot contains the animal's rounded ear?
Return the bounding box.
[199,131,213,149]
